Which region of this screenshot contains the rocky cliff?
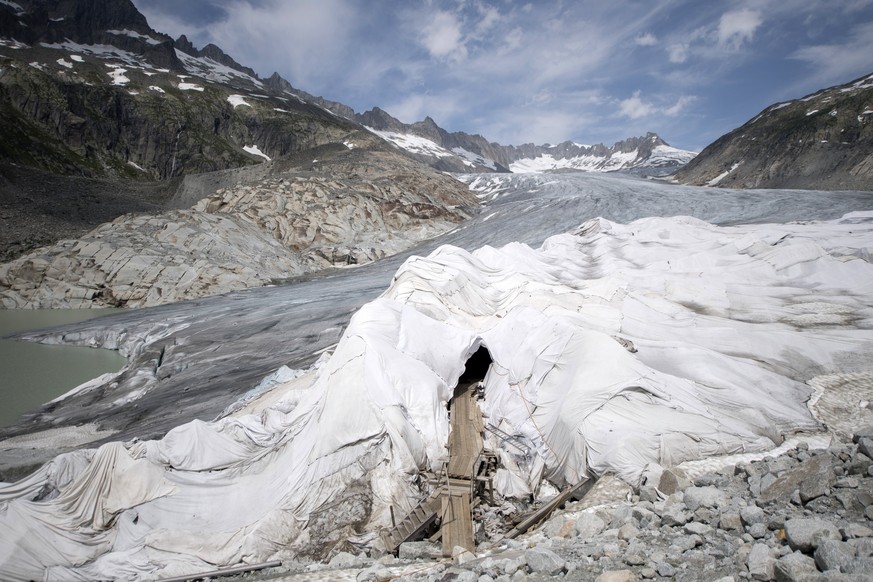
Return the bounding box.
[0,144,478,308]
[673,72,873,190]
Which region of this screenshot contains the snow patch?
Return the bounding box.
[0,38,27,49]
[175,49,263,88]
[56,58,73,69]
[227,94,251,108]
[452,146,497,170]
[69,54,84,63]
[0,0,24,14]
[41,41,140,65]
[106,29,162,45]
[707,161,743,186]
[127,160,146,172]
[148,85,165,93]
[365,127,454,158]
[806,109,819,116]
[243,145,271,161]
[178,82,204,92]
[106,64,129,86]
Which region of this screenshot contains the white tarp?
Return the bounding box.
[2,213,873,580]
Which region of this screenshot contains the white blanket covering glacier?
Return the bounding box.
[2,213,873,580]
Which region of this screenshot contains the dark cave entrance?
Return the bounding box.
[458,344,493,385]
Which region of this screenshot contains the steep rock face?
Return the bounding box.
[0,0,368,182]
[0,147,479,308]
[1,0,182,70]
[673,71,873,190]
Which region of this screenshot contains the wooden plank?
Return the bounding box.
[502,478,594,540]
[440,486,473,556]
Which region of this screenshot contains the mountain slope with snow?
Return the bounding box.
[673,71,873,190]
[358,107,696,175]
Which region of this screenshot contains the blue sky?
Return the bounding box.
[132,0,873,151]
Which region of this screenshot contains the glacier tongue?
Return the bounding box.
[2,211,873,580]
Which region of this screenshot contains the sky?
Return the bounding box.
[131,0,873,151]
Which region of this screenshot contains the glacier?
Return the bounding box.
[1,173,873,580]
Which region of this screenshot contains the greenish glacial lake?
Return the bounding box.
[0,309,126,428]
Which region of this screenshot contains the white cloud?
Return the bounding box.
[619,90,655,119]
[668,42,689,63]
[717,8,762,50]
[421,10,467,62]
[790,21,873,87]
[636,32,658,46]
[664,95,697,116]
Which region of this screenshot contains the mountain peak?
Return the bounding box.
[173,36,258,79]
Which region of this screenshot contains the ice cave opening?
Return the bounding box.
[458,344,493,385]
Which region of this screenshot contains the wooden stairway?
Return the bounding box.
[381,489,442,554]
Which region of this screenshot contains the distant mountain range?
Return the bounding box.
[0,0,695,181]
[3,0,872,193]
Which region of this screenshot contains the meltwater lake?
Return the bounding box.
[0,309,126,428]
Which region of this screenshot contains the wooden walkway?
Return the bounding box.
[381,382,485,556]
[441,382,483,555]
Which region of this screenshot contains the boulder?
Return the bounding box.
[774,552,818,582]
[574,512,607,540]
[784,518,842,553]
[813,539,856,572]
[748,543,774,581]
[524,547,565,575]
[684,486,727,511]
[759,455,832,505]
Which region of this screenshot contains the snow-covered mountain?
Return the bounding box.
[357,107,697,175]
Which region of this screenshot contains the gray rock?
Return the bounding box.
[524,548,565,576]
[618,523,640,541]
[849,538,873,557]
[357,565,394,582]
[749,523,768,539]
[594,570,638,582]
[759,455,833,504]
[638,485,660,503]
[748,543,774,581]
[843,523,873,540]
[399,541,443,561]
[834,477,860,489]
[847,453,873,476]
[329,551,366,569]
[721,512,744,531]
[741,505,767,527]
[656,562,677,577]
[774,552,818,582]
[784,518,842,552]
[659,468,691,495]
[684,521,713,536]
[660,504,691,527]
[843,557,873,574]
[442,568,478,582]
[814,539,857,572]
[453,546,476,565]
[857,437,873,460]
[574,512,607,540]
[684,486,728,511]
